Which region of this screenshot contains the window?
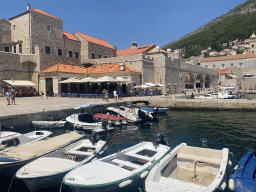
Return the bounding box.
[98,54,101,58]
[45,46,50,54]
[181,78,183,83]
[13,25,15,30]
[221,64,225,69]
[58,49,62,56]
[13,45,16,53]
[19,44,22,53]
[92,53,95,59]
[239,63,243,68]
[105,56,107,58]
[47,25,51,31]
[4,47,9,52]
[75,52,79,59]
[230,63,234,67]
[69,51,72,58]
[213,64,216,68]
[253,44,255,48]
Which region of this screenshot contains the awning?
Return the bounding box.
[58,78,82,83]
[3,80,37,87]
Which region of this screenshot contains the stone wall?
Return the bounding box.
[0,19,11,52]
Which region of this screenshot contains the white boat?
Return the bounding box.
[194,95,214,99]
[66,113,114,133]
[0,130,52,151]
[218,91,238,99]
[0,131,84,175]
[107,106,141,123]
[63,141,171,192]
[16,139,107,192]
[145,143,230,192]
[32,120,66,129]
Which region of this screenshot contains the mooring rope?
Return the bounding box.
[8,174,16,192]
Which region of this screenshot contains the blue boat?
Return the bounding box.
[140,107,168,113]
[229,151,256,191]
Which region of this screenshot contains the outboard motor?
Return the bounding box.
[102,120,108,131]
[153,107,159,114]
[138,110,147,121]
[200,138,208,148]
[90,132,97,145]
[153,133,168,146]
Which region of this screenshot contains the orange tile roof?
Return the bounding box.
[76,32,114,49]
[218,69,231,74]
[201,52,256,62]
[63,32,79,42]
[32,9,62,21]
[116,44,155,56]
[41,63,140,74]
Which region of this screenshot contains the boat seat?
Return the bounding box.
[111,159,141,169]
[67,151,93,156]
[125,153,151,162]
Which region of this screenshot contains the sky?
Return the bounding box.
[1,0,247,50]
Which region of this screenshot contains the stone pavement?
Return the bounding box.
[0,95,156,117]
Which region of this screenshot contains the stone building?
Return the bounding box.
[0,4,218,95]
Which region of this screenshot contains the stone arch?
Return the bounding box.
[21,61,37,81]
[185,73,195,89]
[205,75,211,88]
[195,74,204,88]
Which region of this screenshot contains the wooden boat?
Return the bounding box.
[94,113,128,126]
[16,139,107,192]
[228,151,256,191]
[145,143,230,192]
[0,130,52,151]
[63,141,171,192]
[0,131,84,175]
[107,106,141,123]
[66,113,114,133]
[32,120,66,129]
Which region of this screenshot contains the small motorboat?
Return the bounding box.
[16,137,107,192]
[107,106,141,123]
[145,142,231,192]
[66,113,114,133]
[0,131,84,175]
[228,150,256,191]
[62,133,171,192]
[0,130,52,151]
[94,113,128,126]
[32,120,67,129]
[140,107,168,114]
[194,94,214,99]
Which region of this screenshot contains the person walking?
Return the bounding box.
[46,88,50,99]
[102,89,106,101]
[113,90,117,101]
[118,90,122,100]
[11,89,15,104]
[6,90,11,105]
[41,91,44,99]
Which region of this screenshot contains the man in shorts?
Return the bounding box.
[6,90,11,105]
[113,90,117,101]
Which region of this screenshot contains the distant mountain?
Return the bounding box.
[162,0,256,58]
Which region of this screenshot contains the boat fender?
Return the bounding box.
[228,179,235,190]
[99,151,104,155]
[228,160,232,167]
[119,179,132,188]
[140,171,149,178]
[219,182,227,191]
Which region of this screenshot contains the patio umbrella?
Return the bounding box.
[80,77,96,83]
[145,83,157,87]
[91,76,118,83]
[155,84,164,87]
[133,85,141,89]
[115,77,131,82]
[140,85,151,89]
[58,78,82,83]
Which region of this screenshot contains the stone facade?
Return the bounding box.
[0,19,11,52]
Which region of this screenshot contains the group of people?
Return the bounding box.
[102,89,122,102]
[5,89,15,105]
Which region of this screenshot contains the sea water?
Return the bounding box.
[2,110,255,192]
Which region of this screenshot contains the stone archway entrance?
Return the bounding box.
[185,73,195,89]
[205,75,211,88]
[195,74,204,88]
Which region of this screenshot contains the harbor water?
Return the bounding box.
[2,109,256,192]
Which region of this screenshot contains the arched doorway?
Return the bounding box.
[195,74,204,88]
[185,73,195,89]
[205,75,211,88]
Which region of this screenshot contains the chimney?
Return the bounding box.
[27,3,31,11]
[120,63,125,71]
[131,41,137,48]
[156,46,160,52]
[167,48,172,53]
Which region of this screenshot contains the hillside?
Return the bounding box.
[162,0,256,58]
